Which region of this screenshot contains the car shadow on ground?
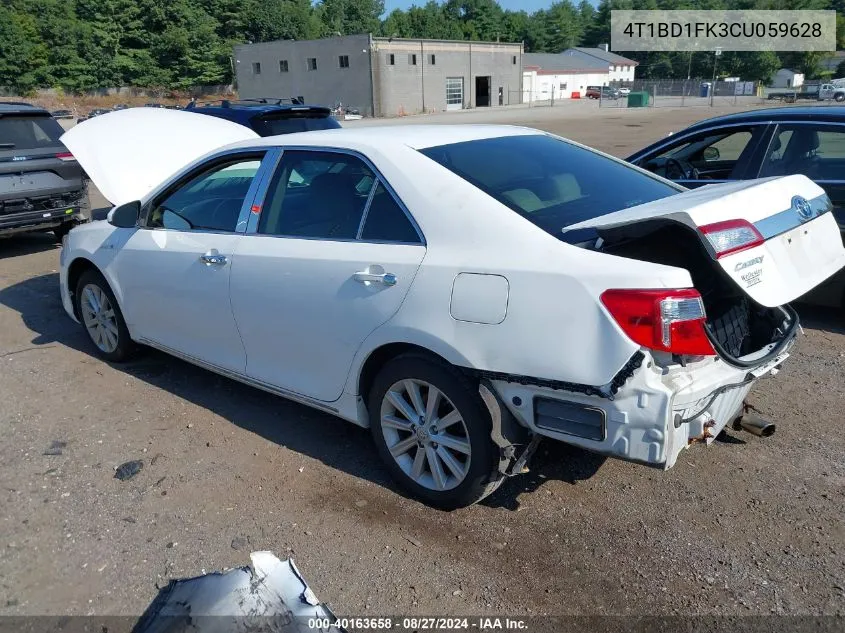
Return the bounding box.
[794,304,845,335]
[1,273,614,510]
[0,233,59,259]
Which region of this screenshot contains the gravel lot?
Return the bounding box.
[1,101,843,622]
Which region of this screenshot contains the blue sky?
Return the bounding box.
[383,0,579,13]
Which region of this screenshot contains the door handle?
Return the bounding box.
[200,250,228,266]
[353,271,397,286]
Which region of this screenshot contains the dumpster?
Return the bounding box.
[700,82,711,98]
[626,91,650,107]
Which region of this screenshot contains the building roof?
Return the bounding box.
[564,48,638,67]
[523,53,608,74]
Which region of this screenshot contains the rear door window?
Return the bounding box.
[760,124,845,181]
[258,150,376,239]
[0,115,64,150]
[419,134,679,237]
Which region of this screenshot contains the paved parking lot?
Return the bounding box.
[1,103,843,620]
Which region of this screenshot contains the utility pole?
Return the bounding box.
[710,47,721,107]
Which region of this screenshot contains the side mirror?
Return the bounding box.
[107,200,141,228]
[702,146,720,162]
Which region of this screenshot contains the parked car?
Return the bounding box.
[0,102,88,239]
[51,109,74,120]
[78,108,111,123]
[185,98,341,136]
[627,106,845,308]
[618,87,631,97]
[144,103,165,108]
[586,86,619,100]
[59,109,844,508]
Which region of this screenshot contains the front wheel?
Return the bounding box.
[74,269,135,362]
[836,93,845,102]
[368,354,503,510]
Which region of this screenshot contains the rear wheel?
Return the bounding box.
[74,269,135,362]
[368,354,502,510]
[836,93,845,102]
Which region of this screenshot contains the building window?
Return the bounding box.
[409,53,417,65]
[560,83,566,90]
[279,60,288,73]
[252,62,261,75]
[338,55,349,69]
[307,57,317,71]
[512,55,517,64]
[429,54,436,65]
[388,53,395,65]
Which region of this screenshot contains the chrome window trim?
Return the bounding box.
[754,192,832,240]
[356,177,380,239]
[138,147,275,236]
[247,145,426,246]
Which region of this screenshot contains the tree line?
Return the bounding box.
[2,0,844,93]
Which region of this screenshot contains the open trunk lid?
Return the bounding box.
[565,175,845,307]
[60,108,258,206]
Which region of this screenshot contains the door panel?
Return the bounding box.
[230,239,425,401]
[115,230,246,371]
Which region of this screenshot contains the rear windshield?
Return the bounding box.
[419,134,680,237]
[0,115,64,150]
[251,113,340,136]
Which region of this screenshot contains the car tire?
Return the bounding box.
[74,269,135,362]
[368,353,503,510]
[836,93,845,102]
[53,222,73,242]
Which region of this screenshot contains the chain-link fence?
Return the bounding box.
[598,78,761,108]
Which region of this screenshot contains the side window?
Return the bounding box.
[646,127,757,179]
[258,150,376,239]
[146,156,263,232]
[761,125,845,180]
[361,183,420,243]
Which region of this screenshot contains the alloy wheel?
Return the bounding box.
[379,379,471,491]
[80,283,119,354]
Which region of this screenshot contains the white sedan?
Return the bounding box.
[59,109,845,509]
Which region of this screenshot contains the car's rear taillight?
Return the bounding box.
[699,219,763,259]
[55,152,76,162]
[600,288,716,356]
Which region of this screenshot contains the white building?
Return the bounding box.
[560,47,638,83]
[522,53,609,101]
[770,68,804,89]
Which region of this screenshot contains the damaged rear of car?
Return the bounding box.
[423,134,845,471]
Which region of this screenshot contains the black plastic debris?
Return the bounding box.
[43,440,67,456]
[114,460,144,481]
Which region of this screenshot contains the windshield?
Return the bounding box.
[0,115,64,150]
[419,134,681,237]
[251,113,340,136]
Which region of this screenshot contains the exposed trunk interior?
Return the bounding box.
[586,222,797,364]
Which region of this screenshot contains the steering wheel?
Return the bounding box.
[664,157,699,181]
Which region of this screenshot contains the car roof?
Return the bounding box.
[684,105,845,130]
[0,102,50,115]
[186,100,332,123]
[227,124,542,152]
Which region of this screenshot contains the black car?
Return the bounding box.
[78,108,111,123]
[184,98,341,136]
[0,103,88,239]
[628,106,845,307]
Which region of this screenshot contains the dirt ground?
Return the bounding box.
[1,102,843,624]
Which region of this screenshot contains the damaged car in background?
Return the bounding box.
[58,109,845,509]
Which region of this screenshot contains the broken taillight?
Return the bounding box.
[699,219,763,259]
[600,288,716,356]
[55,152,76,162]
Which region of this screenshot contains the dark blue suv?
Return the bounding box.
[184,98,341,136]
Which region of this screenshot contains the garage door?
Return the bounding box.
[446,77,464,111]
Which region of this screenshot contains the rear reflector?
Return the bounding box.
[55,152,76,162]
[699,219,763,259]
[601,288,716,356]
